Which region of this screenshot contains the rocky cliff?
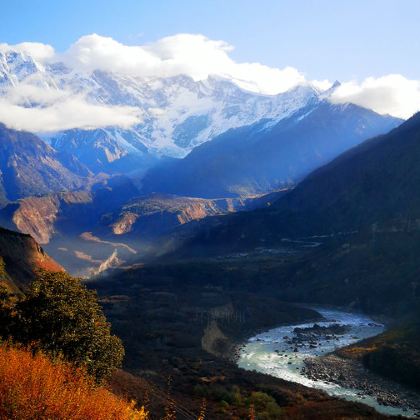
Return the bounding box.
[0,227,64,291]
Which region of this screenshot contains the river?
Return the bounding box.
[237,307,419,418]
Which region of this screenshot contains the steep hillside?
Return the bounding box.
[170,114,420,254]
[0,124,85,205]
[0,183,280,276]
[0,177,141,276]
[0,176,139,243]
[0,226,63,291]
[0,345,147,420]
[268,112,420,235]
[50,128,156,175]
[104,193,279,237]
[158,113,420,319]
[141,102,400,198]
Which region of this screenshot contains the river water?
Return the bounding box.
[237,307,418,417]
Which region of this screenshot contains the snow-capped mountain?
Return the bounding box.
[0,47,323,163]
[141,101,402,198]
[0,50,47,87]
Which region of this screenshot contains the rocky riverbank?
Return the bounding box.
[303,354,420,417]
[237,306,420,417]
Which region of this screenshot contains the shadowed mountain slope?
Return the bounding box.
[0,124,85,206]
[172,113,420,255]
[141,102,401,198]
[0,227,64,291]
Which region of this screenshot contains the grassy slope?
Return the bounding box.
[338,323,420,390]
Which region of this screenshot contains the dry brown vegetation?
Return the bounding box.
[0,344,148,420]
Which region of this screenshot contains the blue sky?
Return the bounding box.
[1,0,420,81]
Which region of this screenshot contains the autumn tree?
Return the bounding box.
[2,271,124,382]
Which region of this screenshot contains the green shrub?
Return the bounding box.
[248,391,283,419]
[0,271,124,382]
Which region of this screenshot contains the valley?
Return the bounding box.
[0,19,420,418]
[0,184,281,276]
[83,112,420,417]
[89,256,392,418]
[1,110,420,418]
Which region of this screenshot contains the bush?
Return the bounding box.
[0,344,147,420]
[248,391,283,419]
[0,271,124,382]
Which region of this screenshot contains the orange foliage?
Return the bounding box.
[0,345,147,420]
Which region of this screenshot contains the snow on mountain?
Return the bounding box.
[49,127,155,175]
[0,47,325,164]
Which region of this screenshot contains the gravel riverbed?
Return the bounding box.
[237,307,420,418]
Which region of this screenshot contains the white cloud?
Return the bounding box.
[57,33,305,95]
[0,85,141,132]
[330,75,420,119]
[5,83,69,106]
[0,57,142,132]
[0,41,55,63]
[1,34,306,96]
[0,34,308,132]
[311,79,333,91]
[1,33,419,131]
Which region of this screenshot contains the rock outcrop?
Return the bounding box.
[0,226,64,291]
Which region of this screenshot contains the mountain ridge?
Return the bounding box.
[160,112,420,257]
[1,48,325,162]
[141,101,401,198]
[0,123,86,206]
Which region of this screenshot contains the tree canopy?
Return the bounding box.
[0,271,124,382]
